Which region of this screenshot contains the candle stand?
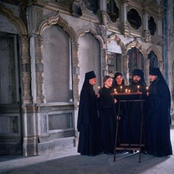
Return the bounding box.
[111,92,146,163]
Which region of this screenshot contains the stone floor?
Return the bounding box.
[0,127,174,174]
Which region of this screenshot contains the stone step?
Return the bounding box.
[38,136,76,155]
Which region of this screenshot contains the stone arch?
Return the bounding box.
[36,14,79,104]
[0,3,27,35]
[76,23,105,49]
[107,34,126,54]
[147,45,162,61]
[37,13,77,42]
[77,23,106,91]
[126,40,146,58]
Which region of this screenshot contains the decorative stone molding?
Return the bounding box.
[0,3,27,35]
[72,42,80,108]
[72,0,99,23]
[36,13,77,42]
[21,36,33,104]
[77,22,107,91]
[143,30,151,43]
[120,22,130,36]
[107,34,126,54]
[77,23,105,47]
[101,10,108,26]
[35,0,71,15]
[126,39,146,59]
[35,35,45,104]
[147,45,162,61]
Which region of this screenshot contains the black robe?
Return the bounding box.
[147,77,172,157]
[77,82,102,156]
[111,83,128,145]
[127,81,147,145]
[98,87,116,154]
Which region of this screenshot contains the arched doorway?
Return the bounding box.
[127,47,144,82]
[148,51,158,68]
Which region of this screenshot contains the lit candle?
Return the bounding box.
[128,90,131,93]
[125,89,128,93]
[97,86,101,91]
[120,86,123,93]
[146,86,149,92]
[137,85,140,92]
[114,88,117,94]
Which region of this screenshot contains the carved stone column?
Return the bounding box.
[72,41,80,144]
[142,9,151,42]
[21,35,32,104]
[35,35,45,104]
[72,41,80,107]
[100,0,107,26]
[121,2,129,36]
[21,36,37,156]
[22,104,37,156]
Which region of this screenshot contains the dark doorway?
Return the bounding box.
[0,32,22,155]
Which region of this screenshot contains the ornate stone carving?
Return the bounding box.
[107,34,126,54]
[126,39,146,59]
[147,45,162,61]
[37,13,77,42]
[120,22,130,36]
[71,42,80,107]
[77,23,106,76]
[0,3,27,35]
[21,36,33,104]
[35,36,45,104]
[71,0,99,23]
[143,30,151,43]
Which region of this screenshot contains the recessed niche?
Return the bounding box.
[127,9,142,30]
[148,17,157,35]
[107,0,119,23]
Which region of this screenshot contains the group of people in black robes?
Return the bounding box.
[77,68,172,157]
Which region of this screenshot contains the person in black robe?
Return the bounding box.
[111,72,128,145]
[128,69,147,146]
[98,76,116,154]
[112,72,127,93]
[77,71,102,156]
[147,67,172,157]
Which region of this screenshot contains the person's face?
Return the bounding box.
[104,78,113,88]
[89,78,97,85]
[133,75,141,83]
[149,75,157,82]
[116,75,123,86]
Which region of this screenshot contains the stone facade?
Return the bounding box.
[0,0,173,156]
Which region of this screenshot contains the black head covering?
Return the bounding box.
[149,67,171,110]
[133,69,143,78]
[85,71,96,80]
[149,67,165,83]
[132,69,146,85]
[83,71,96,85]
[149,67,160,76]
